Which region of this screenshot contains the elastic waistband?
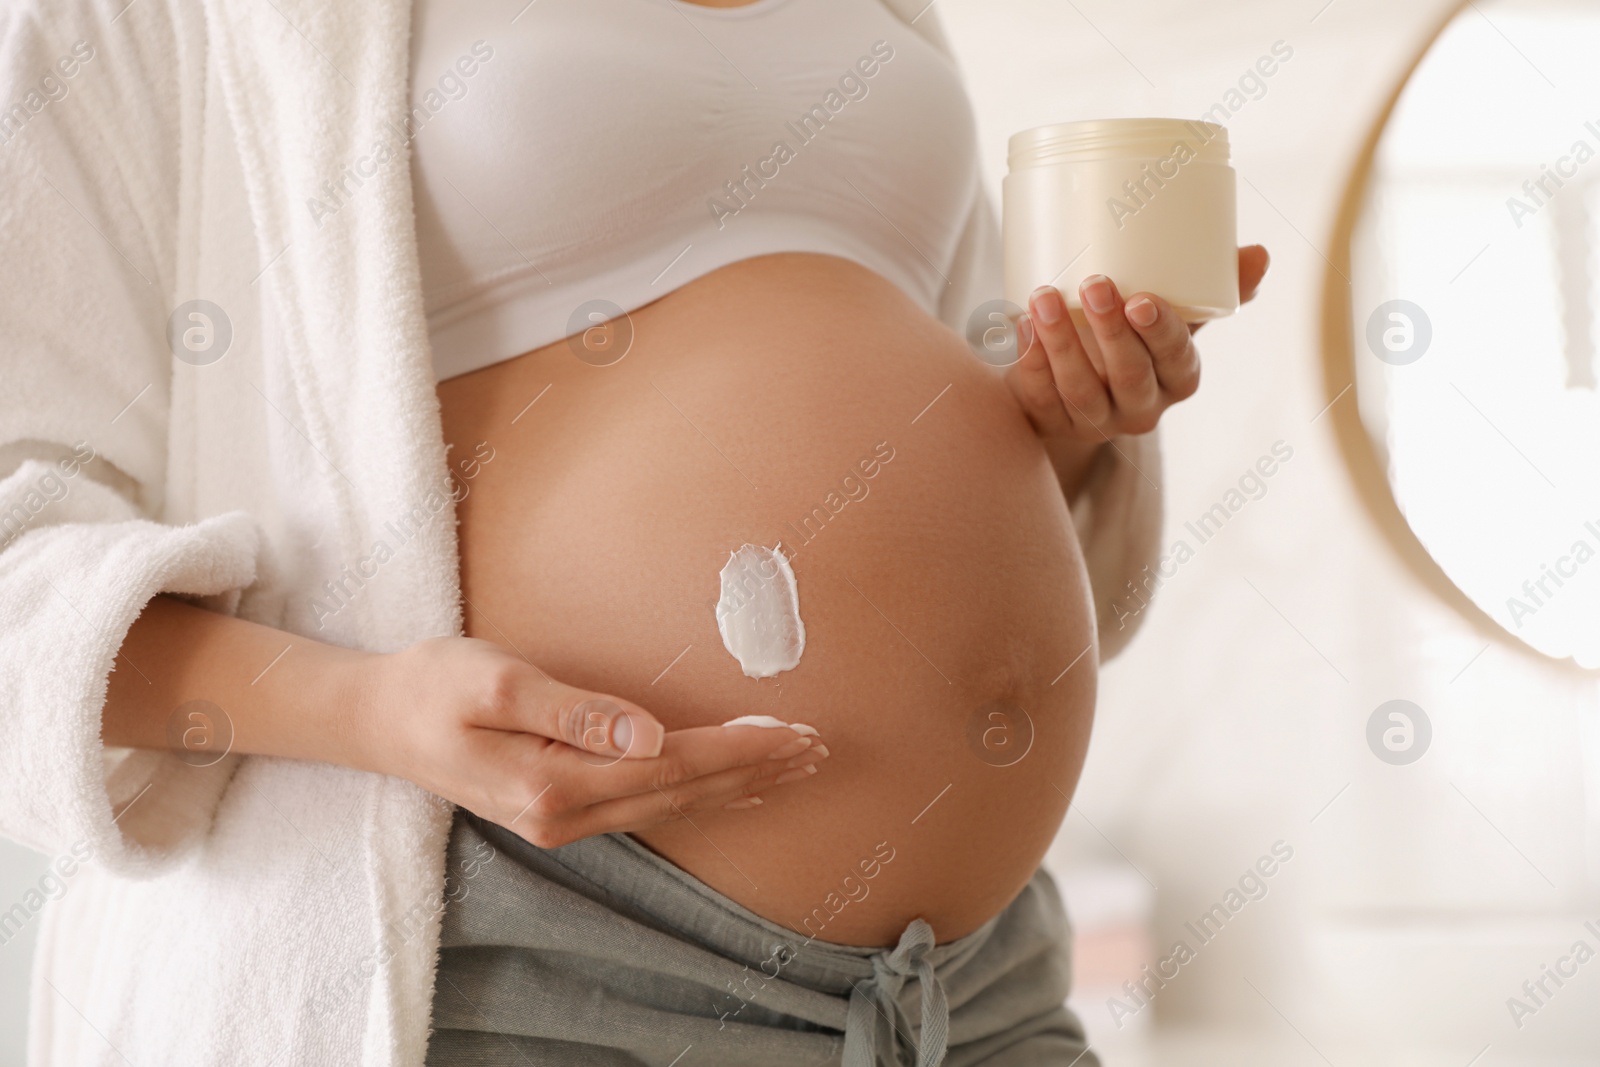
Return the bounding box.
[465,812,998,991]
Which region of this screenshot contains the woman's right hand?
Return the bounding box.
[347,636,828,848]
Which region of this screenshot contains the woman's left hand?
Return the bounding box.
[1006,244,1270,442]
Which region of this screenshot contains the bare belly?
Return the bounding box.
[437,254,1097,945]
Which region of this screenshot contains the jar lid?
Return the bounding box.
[1008,118,1229,170]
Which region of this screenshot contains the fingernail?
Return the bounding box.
[616,712,664,758]
[1082,276,1116,315]
[765,736,813,761]
[774,764,819,785]
[1030,285,1064,325]
[724,796,763,810]
[785,748,828,770]
[1126,297,1158,328]
[1015,314,1034,356]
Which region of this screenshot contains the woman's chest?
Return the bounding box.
[406,0,976,292]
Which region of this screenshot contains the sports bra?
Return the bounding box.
[408,0,980,381]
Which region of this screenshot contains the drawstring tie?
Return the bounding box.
[842,918,949,1067]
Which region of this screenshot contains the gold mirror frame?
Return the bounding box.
[1319,0,1596,673]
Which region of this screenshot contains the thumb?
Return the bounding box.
[530,685,667,760]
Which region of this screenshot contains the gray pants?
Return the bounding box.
[426,810,1098,1067]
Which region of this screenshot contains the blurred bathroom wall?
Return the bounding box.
[937,0,1600,1062]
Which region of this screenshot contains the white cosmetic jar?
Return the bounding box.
[1003,118,1239,323]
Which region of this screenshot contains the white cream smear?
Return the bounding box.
[715,544,806,679]
[722,714,819,736]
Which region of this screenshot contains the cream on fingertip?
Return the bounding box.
[722,714,819,736]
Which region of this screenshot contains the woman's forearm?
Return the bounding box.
[103,595,374,768]
[101,596,831,843]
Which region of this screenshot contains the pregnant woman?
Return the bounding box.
[0,0,1264,1064]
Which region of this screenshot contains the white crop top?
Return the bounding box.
[408,0,979,380]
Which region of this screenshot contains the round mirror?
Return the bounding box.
[1328,0,1600,669]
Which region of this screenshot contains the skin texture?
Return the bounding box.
[442,254,1078,944]
[436,245,1267,945]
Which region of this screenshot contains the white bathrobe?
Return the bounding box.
[0,0,1162,1062]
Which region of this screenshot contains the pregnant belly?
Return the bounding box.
[437,254,1097,945]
